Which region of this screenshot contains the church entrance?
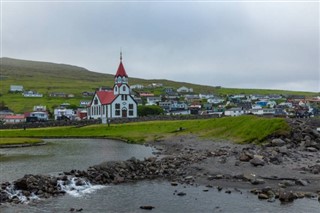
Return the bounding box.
[122,108,127,118]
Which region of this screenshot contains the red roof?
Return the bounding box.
[4,115,25,119]
[115,62,128,77]
[96,91,117,104]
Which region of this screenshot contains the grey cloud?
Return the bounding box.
[2,2,319,92]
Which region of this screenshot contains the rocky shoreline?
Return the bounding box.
[1,118,320,206]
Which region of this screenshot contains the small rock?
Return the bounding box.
[140,206,155,210]
[271,138,286,146]
[267,197,276,202]
[185,176,193,180]
[215,174,223,179]
[306,147,318,152]
[177,192,186,196]
[296,179,308,186]
[250,178,265,185]
[170,182,178,186]
[258,193,269,199]
[250,156,265,167]
[279,190,297,202]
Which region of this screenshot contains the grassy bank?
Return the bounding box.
[0,116,290,144]
[0,138,43,146]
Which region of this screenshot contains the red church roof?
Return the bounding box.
[96,91,117,104]
[115,62,128,78]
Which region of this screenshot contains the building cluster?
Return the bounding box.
[1,55,319,125]
[131,87,320,118]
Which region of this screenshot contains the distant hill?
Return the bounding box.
[0,57,317,113]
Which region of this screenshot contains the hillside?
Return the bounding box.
[0,57,317,113]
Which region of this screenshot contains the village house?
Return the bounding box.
[224,107,245,117]
[171,101,188,111]
[49,92,67,98]
[139,92,155,97]
[82,91,95,97]
[54,108,75,120]
[80,100,91,107]
[23,90,43,97]
[199,94,215,99]
[189,104,202,115]
[24,105,49,122]
[3,114,26,124]
[177,86,193,93]
[159,101,171,112]
[87,53,137,122]
[131,84,144,90]
[146,96,161,106]
[207,97,224,104]
[10,85,23,92]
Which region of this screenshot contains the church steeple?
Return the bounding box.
[114,51,129,95]
[115,51,128,78]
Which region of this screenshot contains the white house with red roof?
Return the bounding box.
[87,53,137,121]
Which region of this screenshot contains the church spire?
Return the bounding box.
[115,50,128,78]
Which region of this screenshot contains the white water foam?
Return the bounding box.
[4,186,39,203]
[57,177,106,197]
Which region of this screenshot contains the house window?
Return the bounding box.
[129,104,134,116]
[94,98,98,105]
[115,103,120,116]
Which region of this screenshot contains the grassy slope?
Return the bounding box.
[0,116,290,144]
[0,57,317,113]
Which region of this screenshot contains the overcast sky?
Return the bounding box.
[1,1,319,92]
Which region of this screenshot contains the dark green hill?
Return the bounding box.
[0,57,317,113]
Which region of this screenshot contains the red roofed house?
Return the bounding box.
[4,115,26,124]
[87,53,137,122]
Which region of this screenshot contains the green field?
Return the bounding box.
[0,137,42,145]
[0,116,290,145]
[0,57,317,113]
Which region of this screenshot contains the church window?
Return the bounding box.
[123,86,126,91]
[121,95,127,101]
[129,104,134,116]
[94,98,98,105]
[115,103,120,116]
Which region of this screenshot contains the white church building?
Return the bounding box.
[87,53,137,122]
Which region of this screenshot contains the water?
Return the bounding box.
[0,138,155,182]
[0,139,319,212]
[1,181,319,213]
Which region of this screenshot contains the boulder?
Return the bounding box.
[250,156,265,167]
[271,138,286,146]
[279,190,297,202]
[239,152,252,162]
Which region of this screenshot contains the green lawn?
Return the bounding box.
[0,116,290,144]
[0,137,43,145]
